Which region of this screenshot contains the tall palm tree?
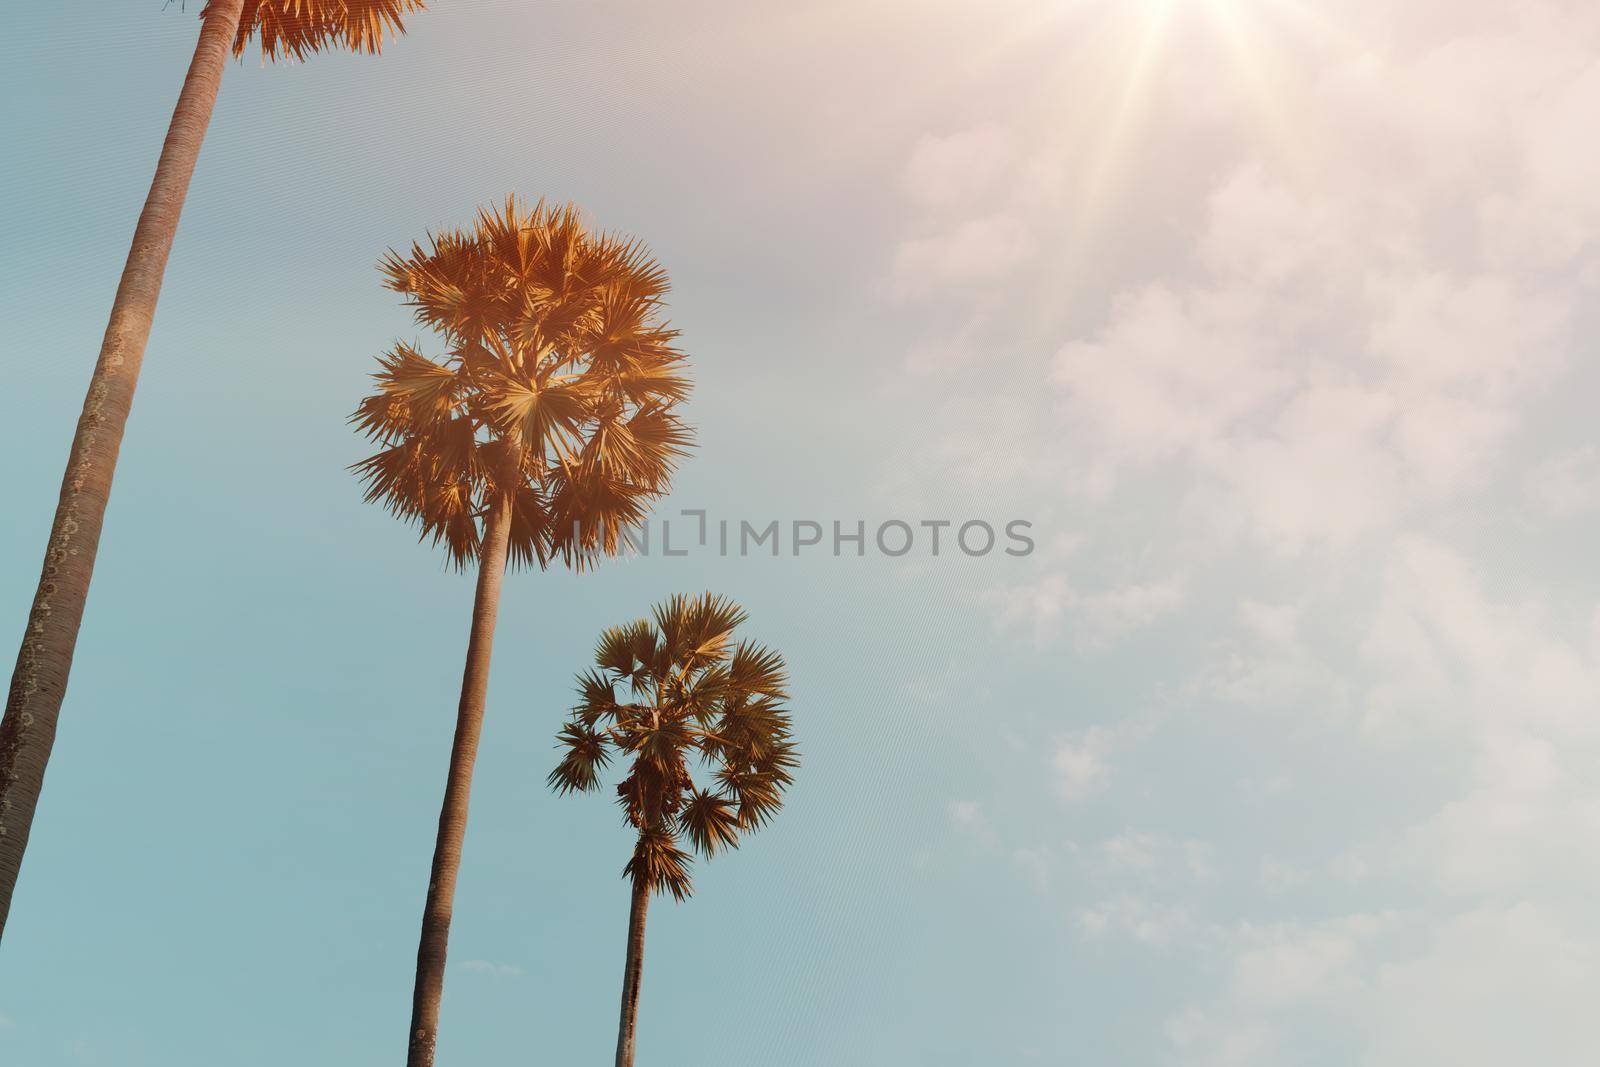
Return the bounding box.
[551,593,799,1067]
[0,0,425,939]
[353,197,693,1067]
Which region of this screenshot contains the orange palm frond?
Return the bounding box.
[549,722,611,795]
[211,0,424,61]
[354,196,692,571]
[551,596,797,897]
[677,791,741,857]
[624,827,693,901]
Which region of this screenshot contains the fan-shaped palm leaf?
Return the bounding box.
[552,595,796,1066]
[352,199,692,1067]
[214,0,424,60]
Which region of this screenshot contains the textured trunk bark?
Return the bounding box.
[0,0,247,941]
[405,494,515,1067]
[614,875,652,1067]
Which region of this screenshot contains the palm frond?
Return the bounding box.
[485,370,591,460]
[350,413,486,567]
[625,826,694,900]
[728,642,789,700]
[553,597,793,897]
[575,668,621,726]
[654,593,746,670]
[357,198,692,571]
[548,722,612,794]
[677,790,742,858]
[595,622,651,679]
[505,483,552,571]
[218,0,424,61]
[714,764,789,830]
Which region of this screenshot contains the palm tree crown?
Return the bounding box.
[551,594,798,899]
[207,0,425,60]
[352,197,693,570]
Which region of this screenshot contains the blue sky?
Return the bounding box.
[4,1,1600,1064]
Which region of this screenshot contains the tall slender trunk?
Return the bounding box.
[405,493,514,1067]
[615,875,652,1067]
[0,0,247,941]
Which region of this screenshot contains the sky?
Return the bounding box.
[3,0,1600,1063]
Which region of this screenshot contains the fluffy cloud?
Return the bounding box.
[1051,170,1573,551]
[1154,904,1600,1067]
[1078,895,1200,948]
[1095,832,1215,882]
[1051,726,1116,802]
[892,213,1033,296]
[1366,904,1600,1067]
[887,1,1600,1062]
[1525,445,1600,517]
[902,125,1018,208]
[990,570,1184,648]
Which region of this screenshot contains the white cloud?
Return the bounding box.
[899,5,1595,554]
[1229,915,1389,1006]
[892,213,1033,296]
[946,798,1001,849]
[1096,832,1216,882]
[1200,598,1351,711]
[1165,1006,1278,1067]
[1257,858,1310,894]
[1367,904,1600,1067]
[885,4,1600,1062]
[1526,445,1600,517]
[947,799,984,830]
[1050,197,1572,552]
[1077,895,1199,947]
[989,572,1184,648]
[1051,726,1116,802]
[902,125,1018,208]
[1163,903,1600,1067]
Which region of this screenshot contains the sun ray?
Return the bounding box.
[1196,0,1316,185]
[1013,0,1184,335]
[1071,0,1181,231]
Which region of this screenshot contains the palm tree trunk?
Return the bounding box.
[0,0,247,941]
[615,875,652,1067]
[405,493,515,1067]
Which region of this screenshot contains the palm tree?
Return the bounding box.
[0,0,424,938]
[551,593,798,1067]
[353,197,693,1067]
